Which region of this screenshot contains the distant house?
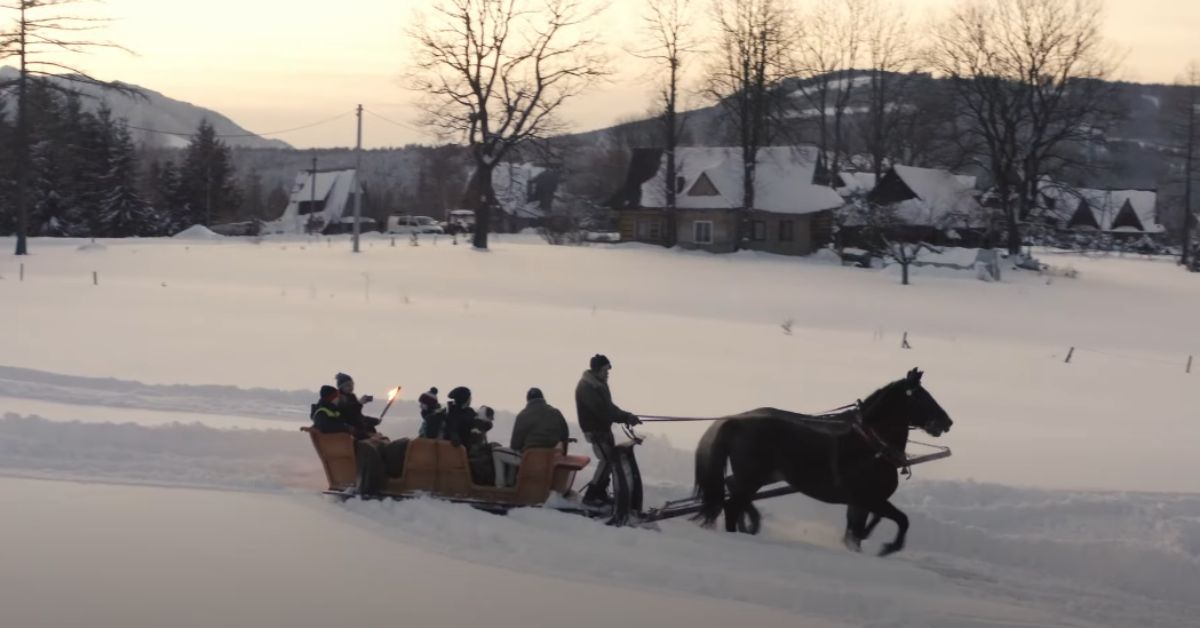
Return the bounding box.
[463,162,558,233]
[845,165,986,246]
[265,168,363,235]
[608,146,844,256]
[1043,187,1163,234]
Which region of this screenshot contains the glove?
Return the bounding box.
[628,415,642,426]
[361,395,374,404]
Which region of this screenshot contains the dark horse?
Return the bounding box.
[694,368,953,556]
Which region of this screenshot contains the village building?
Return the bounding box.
[1043,187,1163,234]
[463,162,558,233]
[839,165,986,247]
[264,168,364,235]
[608,146,844,256]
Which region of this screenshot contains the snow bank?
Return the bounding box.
[172,224,224,240]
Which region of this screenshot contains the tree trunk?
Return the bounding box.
[901,261,910,285]
[472,161,496,250]
[1183,90,1195,267]
[665,59,678,248]
[14,11,30,256]
[1005,204,1021,255]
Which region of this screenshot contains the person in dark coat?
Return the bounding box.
[443,386,476,447]
[574,355,640,506]
[334,373,380,438]
[418,387,445,439]
[311,385,354,435]
[511,388,570,453]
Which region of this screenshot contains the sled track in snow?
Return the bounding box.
[0,365,421,422]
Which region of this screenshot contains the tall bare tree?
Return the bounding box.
[1168,62,1199,267]
[705,0,793,250]
[631,0,701,247]
[857,0,919,180]
[408,0,609,250]
[1,0,132,255]
[793,0,865,187]
[931,0,1119,255]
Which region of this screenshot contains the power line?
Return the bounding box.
[363,108,421,131]
[123,110,356,140]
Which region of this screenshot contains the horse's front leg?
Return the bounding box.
[873,500,909,556]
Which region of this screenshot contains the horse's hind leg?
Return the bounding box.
[874,500,909,556]
[843,505,868,552]
[723,477,762,534]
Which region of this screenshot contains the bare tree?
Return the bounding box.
[793,0,866,187]
[705,0,793,250]
[407,0,610,250]
[857,0,919,180]
[1167,62,1199,268]
[930,0,1119,255]
[0,0,133,255]
[631,0,702,247]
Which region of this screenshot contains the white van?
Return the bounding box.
[387,215,445,234]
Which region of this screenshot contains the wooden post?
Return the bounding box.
[391,237,396,247]
[901,332,911,349]
[1188,355,1193,374]
[92,271,98,286]
[19,263,24,281]
[1065,347,1075,363]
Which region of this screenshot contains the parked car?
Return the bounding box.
[324,216,379,235]
[387,215,445,234]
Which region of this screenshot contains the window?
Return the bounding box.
[752,220,766,241]
[693,220,714,244]
[779,220,795,242]
[648,221,662,240]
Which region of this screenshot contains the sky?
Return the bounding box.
[11,0,1200,149]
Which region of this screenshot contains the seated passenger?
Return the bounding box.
[334,372,381,438]
[311,385,358,436]
[443,386,476,447]
[417,387,444,438]
[511,388,570,453]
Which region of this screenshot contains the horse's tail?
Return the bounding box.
[694,419,737,525]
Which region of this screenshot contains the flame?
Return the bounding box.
[387,387,401,402]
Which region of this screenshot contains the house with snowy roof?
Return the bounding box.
[463,162,558,233]
[608,146,844,256]
[837,165,987,246]
[265,168,364,235]
[1042,186,1163,234]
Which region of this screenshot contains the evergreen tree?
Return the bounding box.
[97,123,158,236]
[154,160,185,232]
[0,101,14,234]
[176,120,240,227]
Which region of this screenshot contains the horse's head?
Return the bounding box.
[865,368,953,437]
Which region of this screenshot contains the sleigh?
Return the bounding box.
[301,427,591,509]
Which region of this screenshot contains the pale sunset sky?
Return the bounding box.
[21,0,1200,148]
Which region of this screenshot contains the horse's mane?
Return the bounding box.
[859,378,904,420]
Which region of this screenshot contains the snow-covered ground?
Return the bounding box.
[1,234,1198,627]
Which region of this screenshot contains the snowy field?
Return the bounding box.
[1,233,1198,628]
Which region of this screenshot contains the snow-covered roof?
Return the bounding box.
[491,163,549,219]
[639,146,844,215]
[889,165,984,227]
[838,172,878,197]
[1045,186,1162,233]
[267,169,362,233]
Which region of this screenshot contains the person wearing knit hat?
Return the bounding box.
[310,385,353,435]
[417,387,445,439]
[575,355,641,506]
[333,372,379,438]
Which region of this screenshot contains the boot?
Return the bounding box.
[582,484,612,507]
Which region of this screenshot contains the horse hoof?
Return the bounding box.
[842,536,863,552]
[878,543,902,557]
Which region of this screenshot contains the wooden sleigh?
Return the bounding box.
[301,427,591,509]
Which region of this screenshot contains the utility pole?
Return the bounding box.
[353,104,363,253]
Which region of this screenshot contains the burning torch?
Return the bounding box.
[379,386,402,421]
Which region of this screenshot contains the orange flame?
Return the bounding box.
[387,387,401,402]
